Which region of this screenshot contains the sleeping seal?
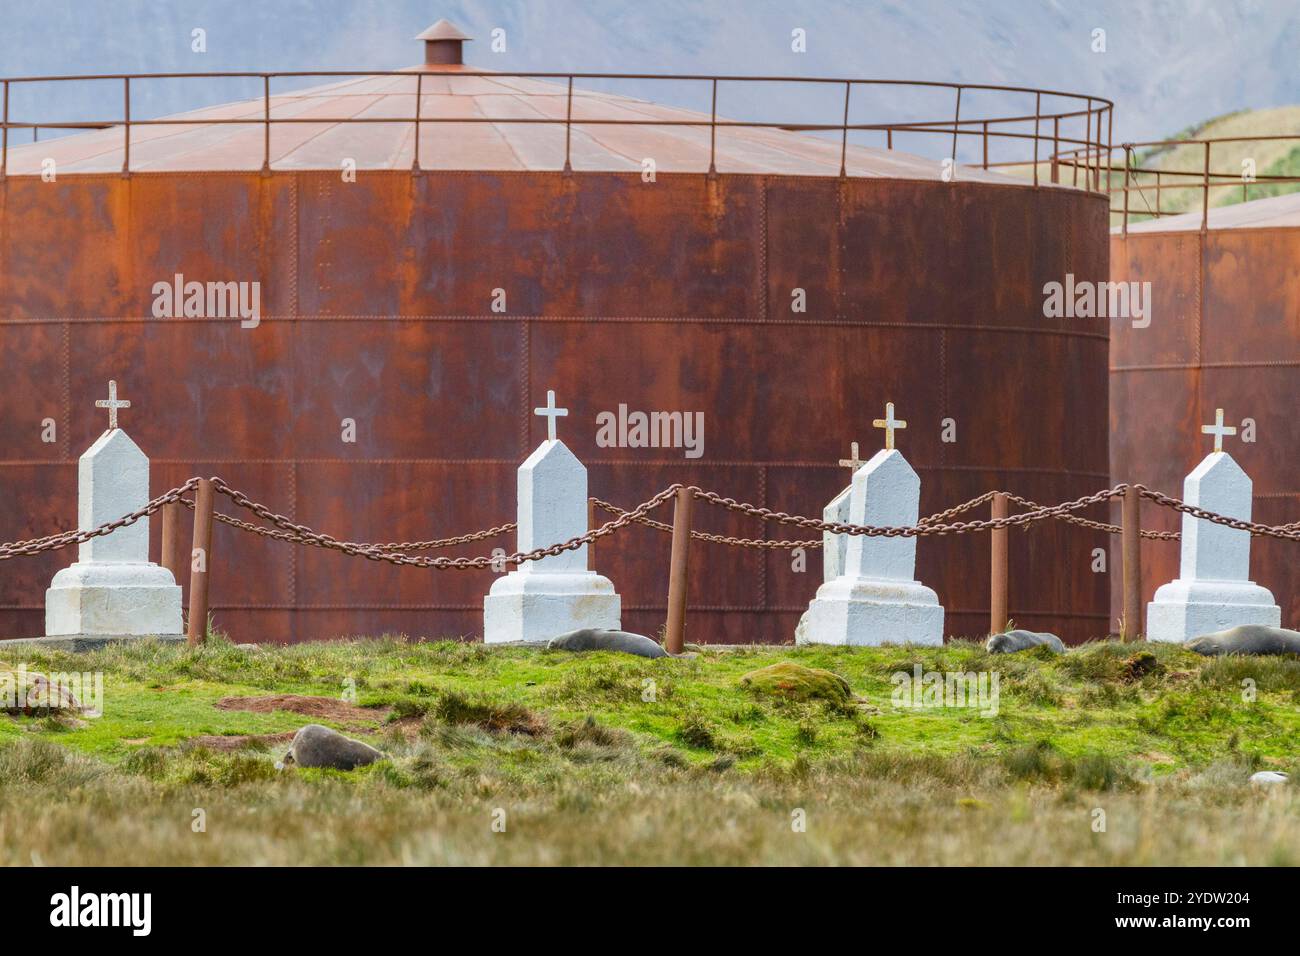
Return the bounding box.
[1186,624,1300,657]
[281,724,384,770]
[547,628,668,658]
[986,629,1066,654]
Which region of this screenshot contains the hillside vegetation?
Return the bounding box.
[2,636,1298,864]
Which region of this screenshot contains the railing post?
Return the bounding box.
[839,80,850,178]
[982,120,988,170]
[663,486,692,655]
[187,478,215,646]
[1122,145,1131,236]
[1201,141,1211,233]
[161,501,186,600]
[1121,485,1142,642]
[1,79,8,179]
[1106,106,1113,194]
[949,85,962,172]
[710,78,719,176]
[1050,115,1059,184]
[412,72,423,174]
[261,75,271,175]
[1084,97,1093,191]
[563,76,573,173]
[989,493,1009,635]
[121,77,130,177]
[1032,92,1040,187]
[1155,170,1161,217]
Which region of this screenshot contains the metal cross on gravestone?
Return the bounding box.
[1201,407,1236,453]
[838,441,866,473]
[94,380,131,431]
[533,389,568,442]
[872,402,907,450]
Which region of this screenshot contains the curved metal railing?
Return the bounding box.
[1057,134,1300,233]
[0,70,1112,185]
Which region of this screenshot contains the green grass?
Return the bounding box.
[3,636,1299,864]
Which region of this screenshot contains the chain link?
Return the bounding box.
[3,476,1298,570]
[0,479,199,561]
[589,488,1006,550]
[688,484,1132,538]
[208,477,679,569]
[177,496,515,552]
[1138,487,1300,542]
[999,491,1180,540]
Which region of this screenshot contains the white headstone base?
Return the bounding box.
[45,562,183,638]
[797,577,944,646]
[1146,579,1281,643]
[483,570,620,644]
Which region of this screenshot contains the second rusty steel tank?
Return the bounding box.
[0,21,1114,643]
[1111,189,1300,631]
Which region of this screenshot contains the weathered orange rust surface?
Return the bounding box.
[1111,225,1300,631]
[0,170,1109,644]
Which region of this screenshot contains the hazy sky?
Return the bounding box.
[2,0,1298,155]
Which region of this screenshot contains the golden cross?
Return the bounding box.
[1201,407,1236,453]
[838,441,865,472]
[872,402,906,450]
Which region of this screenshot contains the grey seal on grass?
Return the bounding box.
[1187,625,1300,657]
[985,629,1065,654]
[546,628,668,658]
[280,724,384,770]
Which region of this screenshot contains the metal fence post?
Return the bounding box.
[187,478,215,646]
[664,487,692,654]
[1122,485,1142,641]
[161,501,186,599]
[989,493,1009,635]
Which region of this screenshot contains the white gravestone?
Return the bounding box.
[798,406,944,645]
[484,391,621,643]
[824,442,865,582]
[45,383,183,640]
[1146,417,1280,641]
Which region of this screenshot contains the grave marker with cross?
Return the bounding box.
[534,389,568,442]
[1201,407,1236,453]
[873,402,906,450]
[94,380,130,431]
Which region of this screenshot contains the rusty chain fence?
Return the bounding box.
[4,475,1299,650]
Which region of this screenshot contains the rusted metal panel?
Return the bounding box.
[1,170,1109,644]
[1111,227,1300,632]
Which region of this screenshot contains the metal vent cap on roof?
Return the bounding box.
[415,18,473,66]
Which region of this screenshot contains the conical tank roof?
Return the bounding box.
[3,20,1047,181]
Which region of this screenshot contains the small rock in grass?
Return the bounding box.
[985,629,1065,654]
[1187,625,1300,657]
[547,628,667,658]
[234,643,261,652]
[0,667,81,714]
[1250,771,1289,786]
[739,661,851,704]
[281,724,384,771]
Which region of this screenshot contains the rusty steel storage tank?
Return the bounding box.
[1111,169,1300,632]
[0,21,1113,644]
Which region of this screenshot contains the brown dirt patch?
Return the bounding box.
[186,732,296,752]
[214,694,388,723]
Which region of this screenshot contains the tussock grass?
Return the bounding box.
[5,635,1300,864]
